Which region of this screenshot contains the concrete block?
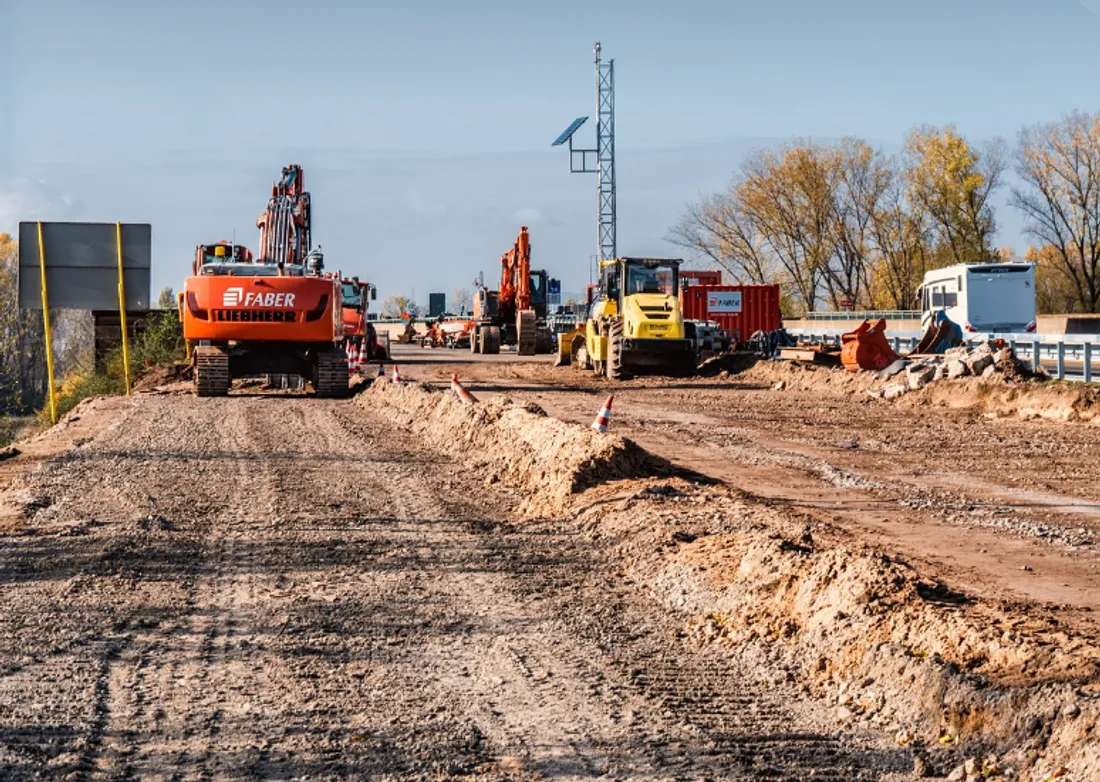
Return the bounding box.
[908,366,936,390]
[968,354,994,375]
[947,360,969,379]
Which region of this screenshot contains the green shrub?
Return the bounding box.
[36,309,186,427]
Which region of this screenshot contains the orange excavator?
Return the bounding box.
[470,226,555,355]
[180,165,349,397]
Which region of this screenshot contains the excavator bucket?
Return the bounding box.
[840,318,900,372]
[553,325,585,367]
[912,311,964,355]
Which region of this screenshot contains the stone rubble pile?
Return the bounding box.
[868,341,1039,400]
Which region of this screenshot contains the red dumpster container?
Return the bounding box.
[680,284,782,345]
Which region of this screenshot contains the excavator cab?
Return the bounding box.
[193,242,254,275]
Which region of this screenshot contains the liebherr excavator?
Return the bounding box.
[180,165,349,397]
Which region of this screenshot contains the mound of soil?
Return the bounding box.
[361,378,675,517]
[578,481,1100,781]
[738,359,1100,426]
[906,377,1100,425]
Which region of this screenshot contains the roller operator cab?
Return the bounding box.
[582,257,696,380]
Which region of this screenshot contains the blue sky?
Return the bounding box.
[4,0,1100,305]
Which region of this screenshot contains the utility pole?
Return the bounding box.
[552,41,617,264]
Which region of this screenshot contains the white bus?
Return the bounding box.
[918,262,1037,334]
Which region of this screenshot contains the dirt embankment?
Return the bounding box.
[359,377,675,517]
[733,360,1100,426]
[369,376,1100,782]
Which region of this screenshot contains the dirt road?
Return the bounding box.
[396,344,1100,632]
[0,393,913,780]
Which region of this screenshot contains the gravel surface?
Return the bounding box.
[0,393,915,781]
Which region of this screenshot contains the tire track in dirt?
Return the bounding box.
[0,393,914,780]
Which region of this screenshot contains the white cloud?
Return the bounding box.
[404,187,446,216]
[0,177,81,234]
[513,206,542,224]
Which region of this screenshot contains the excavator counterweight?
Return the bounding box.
[180,165,350,397]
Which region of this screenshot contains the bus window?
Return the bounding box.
[931,287,944,308]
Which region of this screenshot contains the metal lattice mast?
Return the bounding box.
[551,41,618,263]
[595,42,616,262]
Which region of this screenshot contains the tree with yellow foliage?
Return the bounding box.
[0,233,50,414]
[904,125,1005,267]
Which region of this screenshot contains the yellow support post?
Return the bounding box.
[36,222,57,425]
[115,222,132,395]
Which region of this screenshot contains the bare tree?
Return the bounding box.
[451,287,473,315]
[667,187,774,284]
[1012,111,1100,312]
[827,139,892,308]
[867,170,932,310]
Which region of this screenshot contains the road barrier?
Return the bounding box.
[787,329,1099,383]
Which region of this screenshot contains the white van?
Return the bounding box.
[918,262,1037,334]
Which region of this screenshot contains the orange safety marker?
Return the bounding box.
[451,372,478,404]
[358,340,369,370]
[392,364,402,383]
[591,394,614,432]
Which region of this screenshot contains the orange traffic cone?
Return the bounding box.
[451,372,478,405]
[347,343,359,376]
[591,394,614,432]
[392,364,402,383]
[358,340,369,370]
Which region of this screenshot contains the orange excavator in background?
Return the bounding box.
[470,226,556,355]
[180,165,349,397]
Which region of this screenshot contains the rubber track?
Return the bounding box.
[314,349,350,398]
[194,347,230,397]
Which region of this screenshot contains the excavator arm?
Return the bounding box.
[256,164,312,267]
[498,226,532,321]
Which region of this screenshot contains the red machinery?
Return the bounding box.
[336,276,388,362]
[181,165,348,396]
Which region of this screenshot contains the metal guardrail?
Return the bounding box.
[799,310,921,321]
[787,329,1098,383]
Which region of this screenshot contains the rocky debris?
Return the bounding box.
[0,446,20,462]
[907,363,937,391]
[877,359,909,380]
[869,341,1038,401]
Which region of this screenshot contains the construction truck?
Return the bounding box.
[180,165,350,397]
[562,257,696,380]
[470,226,557,356]
[338,276,388,362]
